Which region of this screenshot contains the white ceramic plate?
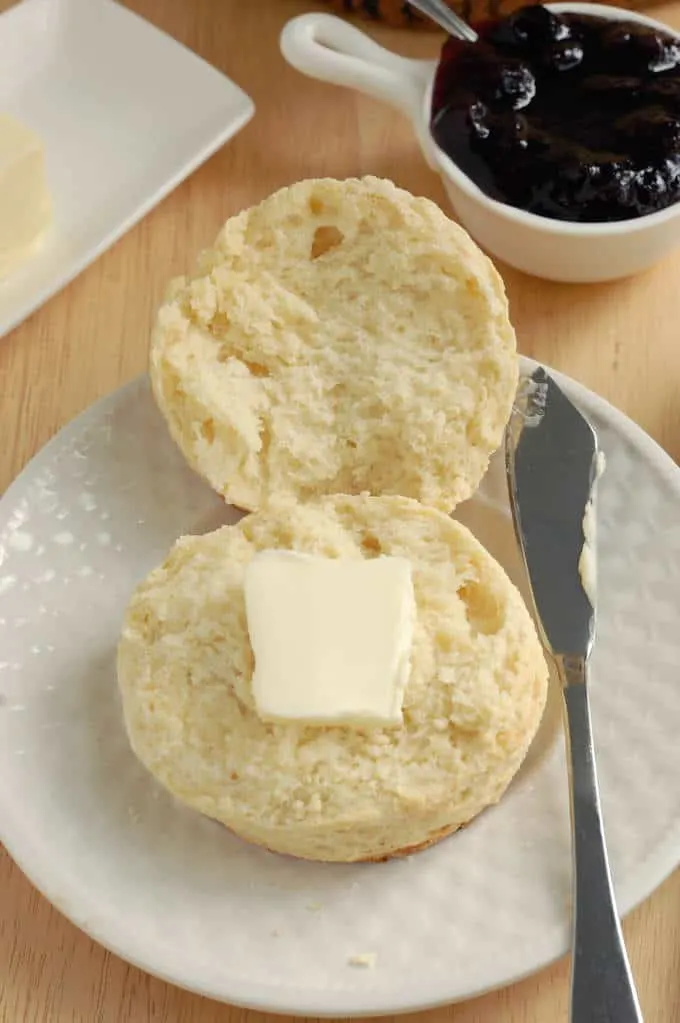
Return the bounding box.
[0,0,254,339]
[1,362,679,1016]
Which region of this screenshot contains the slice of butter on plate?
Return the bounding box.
[245,550,416,727]
[0,0,254,339]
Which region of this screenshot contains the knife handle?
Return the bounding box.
[559,663,643,1023]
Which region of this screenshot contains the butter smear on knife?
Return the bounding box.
[578,451,606,606]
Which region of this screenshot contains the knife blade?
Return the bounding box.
[505,365,642,1023]
[505,365,599,657]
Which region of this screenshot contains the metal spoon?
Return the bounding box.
[407,0,478,43]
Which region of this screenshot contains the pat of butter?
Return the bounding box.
[244,551,416,727]
[0,113,51,278]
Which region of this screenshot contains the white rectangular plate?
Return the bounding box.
[0,0,254,338]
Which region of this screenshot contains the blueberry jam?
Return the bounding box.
[430,5,680,222]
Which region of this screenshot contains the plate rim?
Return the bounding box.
[0,0,255,340]
[1,360,679,1016]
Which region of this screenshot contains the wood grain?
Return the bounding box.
[1,1,679,1020]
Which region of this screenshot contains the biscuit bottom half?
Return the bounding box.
[117,494,548,862]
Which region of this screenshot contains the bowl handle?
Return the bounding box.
[280,13,432,122]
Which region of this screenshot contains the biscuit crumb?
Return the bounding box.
[348,952,377,969]
[306,901,323,911]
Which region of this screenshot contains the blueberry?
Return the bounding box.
[647,38,680,73]
[600,24,642,70]
[479,110,530,151]
[665,154,680,193]
[601,24,636,49]
[468,103,530,154]
[634,166,668,212]
[497,62,536,107]
[468,101,491,140]
[562,161,601,198]
[599,162,637,209]
[507,5,571,47]
[625,31,680,72]
[600,23,677,74]
[523,126,552,155]
[475,57,536,109]
[543,39,584,72]
[600,23,636,55]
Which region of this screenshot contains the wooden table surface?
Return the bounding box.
[2,0,680,1020]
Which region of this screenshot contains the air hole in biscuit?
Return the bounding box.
[211,312,231,332]
[311,225,344,259]
[435,631,453,652]
[243,360,270,378]
[458,580,504,636]
[496,730,512,752]
[254,228,276,251]
[360,533,382,555]
[200,418,215,444]
[466,421,482,445]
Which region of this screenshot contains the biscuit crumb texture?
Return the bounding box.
[150,177,517,512]
[118,495,547,863]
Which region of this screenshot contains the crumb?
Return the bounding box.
[271,929,281,938]
[127,806,141,824]
[348,952,377,969]
[306,901,323,912]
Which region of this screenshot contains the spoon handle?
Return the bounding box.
[406,0,478,43]
[560,663,643,1023]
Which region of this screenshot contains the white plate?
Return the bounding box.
[0,0,254,339]
[1,361,679,1016]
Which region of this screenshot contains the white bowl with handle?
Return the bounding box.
[281,4,680,283]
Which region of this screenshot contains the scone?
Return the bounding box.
[117,495,548,863]
[150,177,517,512]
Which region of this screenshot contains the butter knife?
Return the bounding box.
[505,366,643,1023]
